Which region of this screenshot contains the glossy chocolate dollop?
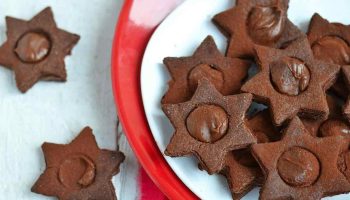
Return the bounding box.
[15,32,50,63]
[186,104,228,143]
[312,36,350,65]
[248,5,285,44]
[270,57,310,96]
[319,119,350,137]
[188,64,224,93]
[277,147,320,187]
[58,155,96,189]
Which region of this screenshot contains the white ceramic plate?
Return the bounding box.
[141,0,350,199]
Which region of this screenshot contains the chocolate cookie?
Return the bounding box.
[163,79,256,174]
[303,94,343,136]
[314,117,350,187]
[342,65,350,121]
[162,36,250,104]
[338,150,350,184]
[221,110,279,199]
[319,119,350,139]
[0,7,80,92]
[308,13,350,67]
[247,110,281,142]
[213,0,305,59]
[241,38,340,125]
[31,127,125,200]
[307,13,350,99]
[317,94,349,140]
[252,117,350,200]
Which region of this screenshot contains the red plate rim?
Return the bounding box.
[111,0,197,199]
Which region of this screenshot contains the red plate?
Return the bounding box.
[111,0,197,199]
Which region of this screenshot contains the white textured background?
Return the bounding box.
[0,0,139,199]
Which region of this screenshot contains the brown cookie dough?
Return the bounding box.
[307,13,350,100]
[162,36,250,104]
[247,110,281,142]
[0,7,80,92]
[319,119,350,138]
[163,79,256,174]
[302,94,343,136]
[252,117,350,200]
[221,110,279,199]
[341,65,350,122]
[213,0,305,59]
[308,13,350,66]
[318,118,350,185]
[241,38,340,125]
[31,127,125,200]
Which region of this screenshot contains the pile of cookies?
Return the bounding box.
[0,8,124,200]
[161,0,350,199]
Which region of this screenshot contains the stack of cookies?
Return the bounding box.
[161,0,350,199]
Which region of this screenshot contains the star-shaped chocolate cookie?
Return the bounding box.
[0,7,80,92]
[162,36,250,104]
[31,127,125,200]
[241,38,340,125]
[163,79,256,174]
[221,110,279,199]
[252,117,350,200]
[307,13,350,99]
[213,0,304,59]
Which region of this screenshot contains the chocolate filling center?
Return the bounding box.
[270,57,310,96]
[186,104,228,143]
[312,36,350,65]
[58,155,96,189]
[277,147,320,187]
[15,32,51,63]
[188,64,224,93]
[319,119,350,137]
[247,5,285,45]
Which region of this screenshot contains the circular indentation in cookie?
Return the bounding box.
[188,64,224,93]
[277,147,320,187]
[186,104,228,143]
[319,119,350,137]
[15,32,51,63]
[312,36,350,65]
[270,57,310,96]
[58,155,96,189]
[247,5,285,44]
